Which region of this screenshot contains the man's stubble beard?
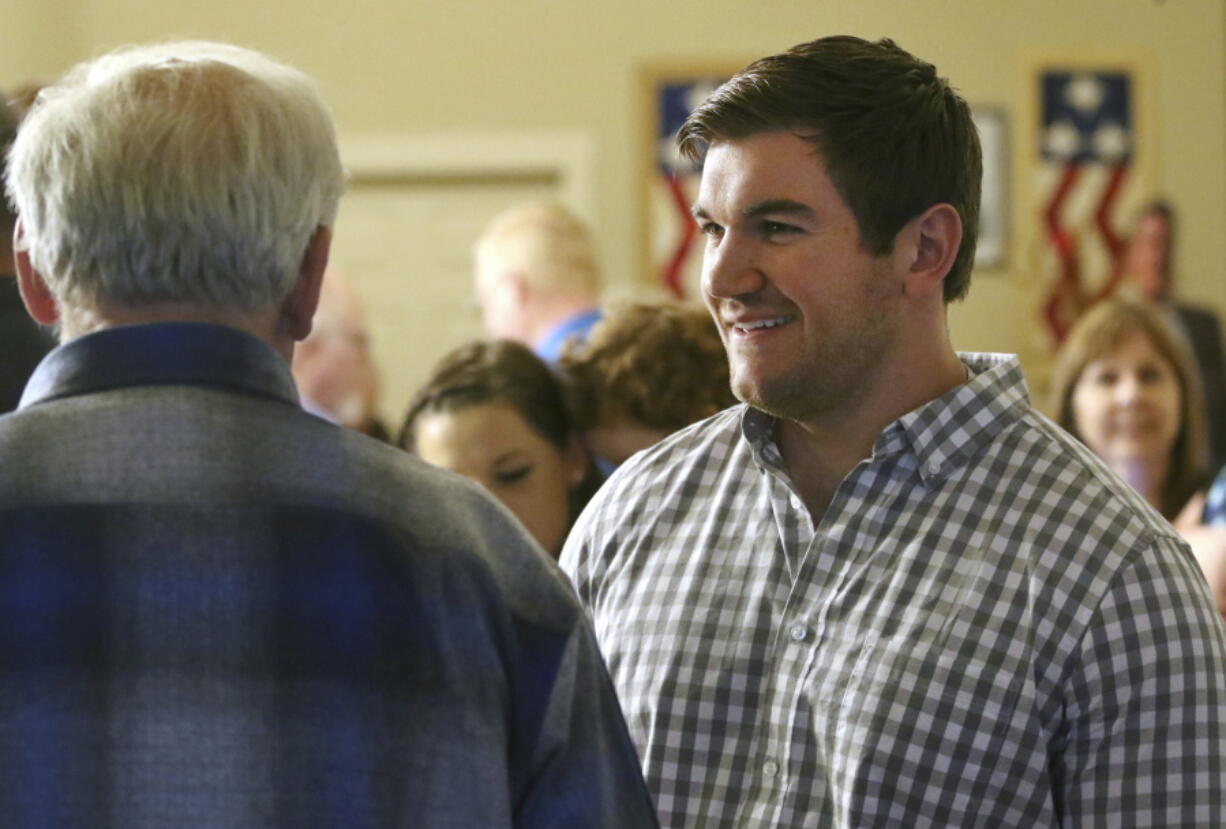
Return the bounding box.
[730,281,900,425]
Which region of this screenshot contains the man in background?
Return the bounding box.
[1122,198,1226,468]
[473,200,602,361]
[1,41,656,826]
[0,92,53,413]
[563,35,1226,826]
[292,267,388,439]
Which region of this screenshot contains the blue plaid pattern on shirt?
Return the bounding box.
[0,322,659,828]
[562,352,1226,828]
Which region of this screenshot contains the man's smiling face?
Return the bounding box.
[695,131,904,424]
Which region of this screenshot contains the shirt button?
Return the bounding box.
[789,624,809,642]
[926,460,941,475]
[762,759,779,778]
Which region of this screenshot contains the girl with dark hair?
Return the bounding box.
[399,340,596,557]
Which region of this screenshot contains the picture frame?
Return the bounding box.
[972,107,1009,270]
[638,65,737,301]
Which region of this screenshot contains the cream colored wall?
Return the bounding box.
[4,0,1223,415]
[0,0,83,81]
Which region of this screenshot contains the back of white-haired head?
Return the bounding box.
[5,41,344,314]
[474,201,601,296]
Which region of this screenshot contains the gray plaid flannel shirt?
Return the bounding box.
[562,352,1226,828]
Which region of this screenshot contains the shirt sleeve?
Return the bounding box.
[512,618,659,828]
[1055,536,1226,826]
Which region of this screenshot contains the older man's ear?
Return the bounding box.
[13,220,59,327]
[279,225,332,343]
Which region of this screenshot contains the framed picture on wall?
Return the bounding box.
[972,107,1010,271]
[638,65,737,301]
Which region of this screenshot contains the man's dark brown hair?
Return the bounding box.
[677,36,982,303]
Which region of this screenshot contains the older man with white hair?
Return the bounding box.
[0,41,656,827]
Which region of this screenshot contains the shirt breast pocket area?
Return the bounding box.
[834,628,1024,743]
[599,582,765,710]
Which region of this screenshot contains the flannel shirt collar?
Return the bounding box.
[19,321,300,410]
[741,352,1030,485]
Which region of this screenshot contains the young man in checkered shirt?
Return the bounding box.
[562,35,1226,828]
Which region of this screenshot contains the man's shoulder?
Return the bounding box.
[0,387,583,633]
[336,431,585,628]
[981,403,1187,567]
[564,405,750,558]
[225,413,589,632]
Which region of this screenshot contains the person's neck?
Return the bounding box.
[526,295,597,348]
[777,345,968,523]
[65,303,292,361]
[1107,452,1170,511]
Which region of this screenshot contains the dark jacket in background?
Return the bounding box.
[0,276,54,414]
[1173,302,1226,470]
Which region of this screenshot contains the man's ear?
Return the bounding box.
[504,269,531,308]
[280,225,331,342]
[13,220,59,326]
[899,204,962,300]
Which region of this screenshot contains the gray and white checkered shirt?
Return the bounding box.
[562,352,1226,827]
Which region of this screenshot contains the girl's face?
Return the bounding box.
[1072,331,1182,468]
[414,401,584,557]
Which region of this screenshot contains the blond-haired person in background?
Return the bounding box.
[473,200,603,362]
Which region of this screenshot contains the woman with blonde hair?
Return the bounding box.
[1049,298,1209,520]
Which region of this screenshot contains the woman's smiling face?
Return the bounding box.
[1072,331,1182,468]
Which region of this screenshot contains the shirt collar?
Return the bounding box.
[19,322,301,410]
[741,352,1030,483]
[535,307,602,363]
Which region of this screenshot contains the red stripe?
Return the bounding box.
[661,173,697,300]
[1091,162,1130,301]
[1041,164,1083,342]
